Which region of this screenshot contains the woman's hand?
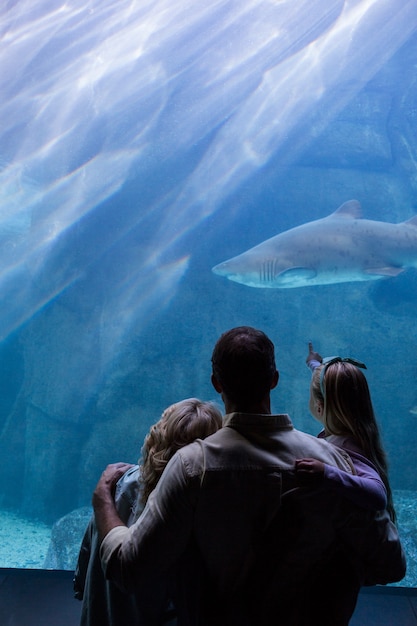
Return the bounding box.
[295,458,325,487]
[306,341,323,367]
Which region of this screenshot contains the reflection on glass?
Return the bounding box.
[0,0,416,586]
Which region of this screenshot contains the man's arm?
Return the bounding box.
[97,451,195,592]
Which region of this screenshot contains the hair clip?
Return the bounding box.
[319,356,367,397]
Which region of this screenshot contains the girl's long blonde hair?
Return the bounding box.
[311,362,396,522]
[139,398,222,506]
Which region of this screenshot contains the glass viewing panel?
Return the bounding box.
[1,0,416,587]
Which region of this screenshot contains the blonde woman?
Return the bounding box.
[294,342,405,622]
[74,398,222,626]
[296,342,395,522]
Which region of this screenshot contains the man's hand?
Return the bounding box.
[92,462,134,540]
[93,462,133,506]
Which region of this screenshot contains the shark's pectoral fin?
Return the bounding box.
[365,266,405,277]
[276,267,317,285]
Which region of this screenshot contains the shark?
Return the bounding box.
[212,200,417,288]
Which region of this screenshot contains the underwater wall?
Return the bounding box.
[1,0,417,583]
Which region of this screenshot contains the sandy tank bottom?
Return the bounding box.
[0,510,51,568]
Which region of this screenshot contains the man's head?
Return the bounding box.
[211,326,278,410]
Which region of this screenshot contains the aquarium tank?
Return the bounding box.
[1,0,417,586]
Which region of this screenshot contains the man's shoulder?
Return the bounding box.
[174,426,248,477]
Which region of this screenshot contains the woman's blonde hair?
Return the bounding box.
[139,398,222,505]
[311,362,396,522]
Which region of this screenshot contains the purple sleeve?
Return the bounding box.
[307,359,322,372]
[323,456,387,510]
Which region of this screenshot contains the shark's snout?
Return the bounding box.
[212,262,228,276]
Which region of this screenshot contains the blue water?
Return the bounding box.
[1,0,417,580]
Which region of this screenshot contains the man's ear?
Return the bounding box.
[211,373,223,393]
[271,369,279,390]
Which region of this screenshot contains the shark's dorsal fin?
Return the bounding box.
[330,200,362,219]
